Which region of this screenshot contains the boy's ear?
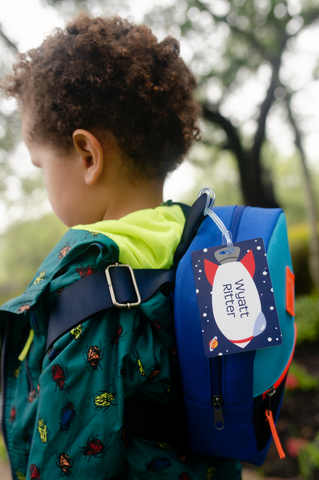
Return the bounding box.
[72,129,104,186]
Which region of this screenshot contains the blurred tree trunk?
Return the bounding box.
[285,96,319,290]
[202,35,287,208]
[202,60,281,208]
[202,105,279,207]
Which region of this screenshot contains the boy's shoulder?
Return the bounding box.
[0,227,119,315]
[0,204,185,316]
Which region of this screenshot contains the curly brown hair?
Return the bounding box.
[2,13,201,179]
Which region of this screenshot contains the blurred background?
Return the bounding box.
[0,0,319,478]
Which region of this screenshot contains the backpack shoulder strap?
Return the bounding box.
[46,268,174,352]
[173,195,206,267]
[46,198,206,352]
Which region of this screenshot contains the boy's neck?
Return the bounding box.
[101,177,164,221]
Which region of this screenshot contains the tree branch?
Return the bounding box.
[202,103,279,208]
[300,8,319,28]
[251,63,279,162]
[194,0,265,54]
[202,105,245,159]
[0,24,18,53]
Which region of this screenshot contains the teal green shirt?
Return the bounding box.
[0,205,241,480]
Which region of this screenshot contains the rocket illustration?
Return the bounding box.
[204,246,266,349]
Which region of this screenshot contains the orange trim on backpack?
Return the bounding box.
[286,266,295,317]
[273,322,297,391]
[263,322,297,399]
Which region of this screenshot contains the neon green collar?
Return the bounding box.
[72,205,185,269]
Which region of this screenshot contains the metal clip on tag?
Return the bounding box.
[105,263,141,309]
[214,246,240,264]
[198,188,234,251]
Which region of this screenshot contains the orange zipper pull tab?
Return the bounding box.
[265,409,285,459]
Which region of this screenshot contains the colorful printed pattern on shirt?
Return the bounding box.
[0,219,241,480]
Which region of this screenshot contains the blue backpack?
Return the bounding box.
[173,190,296,466]
[47,189,296,466]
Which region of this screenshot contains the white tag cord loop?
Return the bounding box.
[198,188,234,250]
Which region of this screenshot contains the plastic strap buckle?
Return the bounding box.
[105,263,141,309]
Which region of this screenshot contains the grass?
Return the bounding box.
[0,434,8,463]
[295,292,319,344]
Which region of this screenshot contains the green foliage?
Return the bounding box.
[0,30,23,202]
[263,144,319,226]
[180,148,243,206]
[295,293,319,344]
[0,434,8,463]
[288,223,315,295]
[298,433,319,480]
[0,41,45,211]
[182,142,319,228]
[0,214,67,303]
[289,223,311,249]
[289,362,319,390]
[146,0,319,107]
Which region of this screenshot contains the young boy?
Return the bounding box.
[0,13,242,480]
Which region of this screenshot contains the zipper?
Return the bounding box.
[25,354,36,403]
[209,205,246,430]
[211,357,224,430]
[1,316,15,479]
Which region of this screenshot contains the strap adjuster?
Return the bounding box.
[105,263,141,309]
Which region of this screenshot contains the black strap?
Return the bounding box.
[173,195,206,267]
[47,268,174,352]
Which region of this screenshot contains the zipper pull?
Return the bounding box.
[212,395,224,430]
[265,387,285,459]
[265,409,285,459]
[18,329,34,362]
